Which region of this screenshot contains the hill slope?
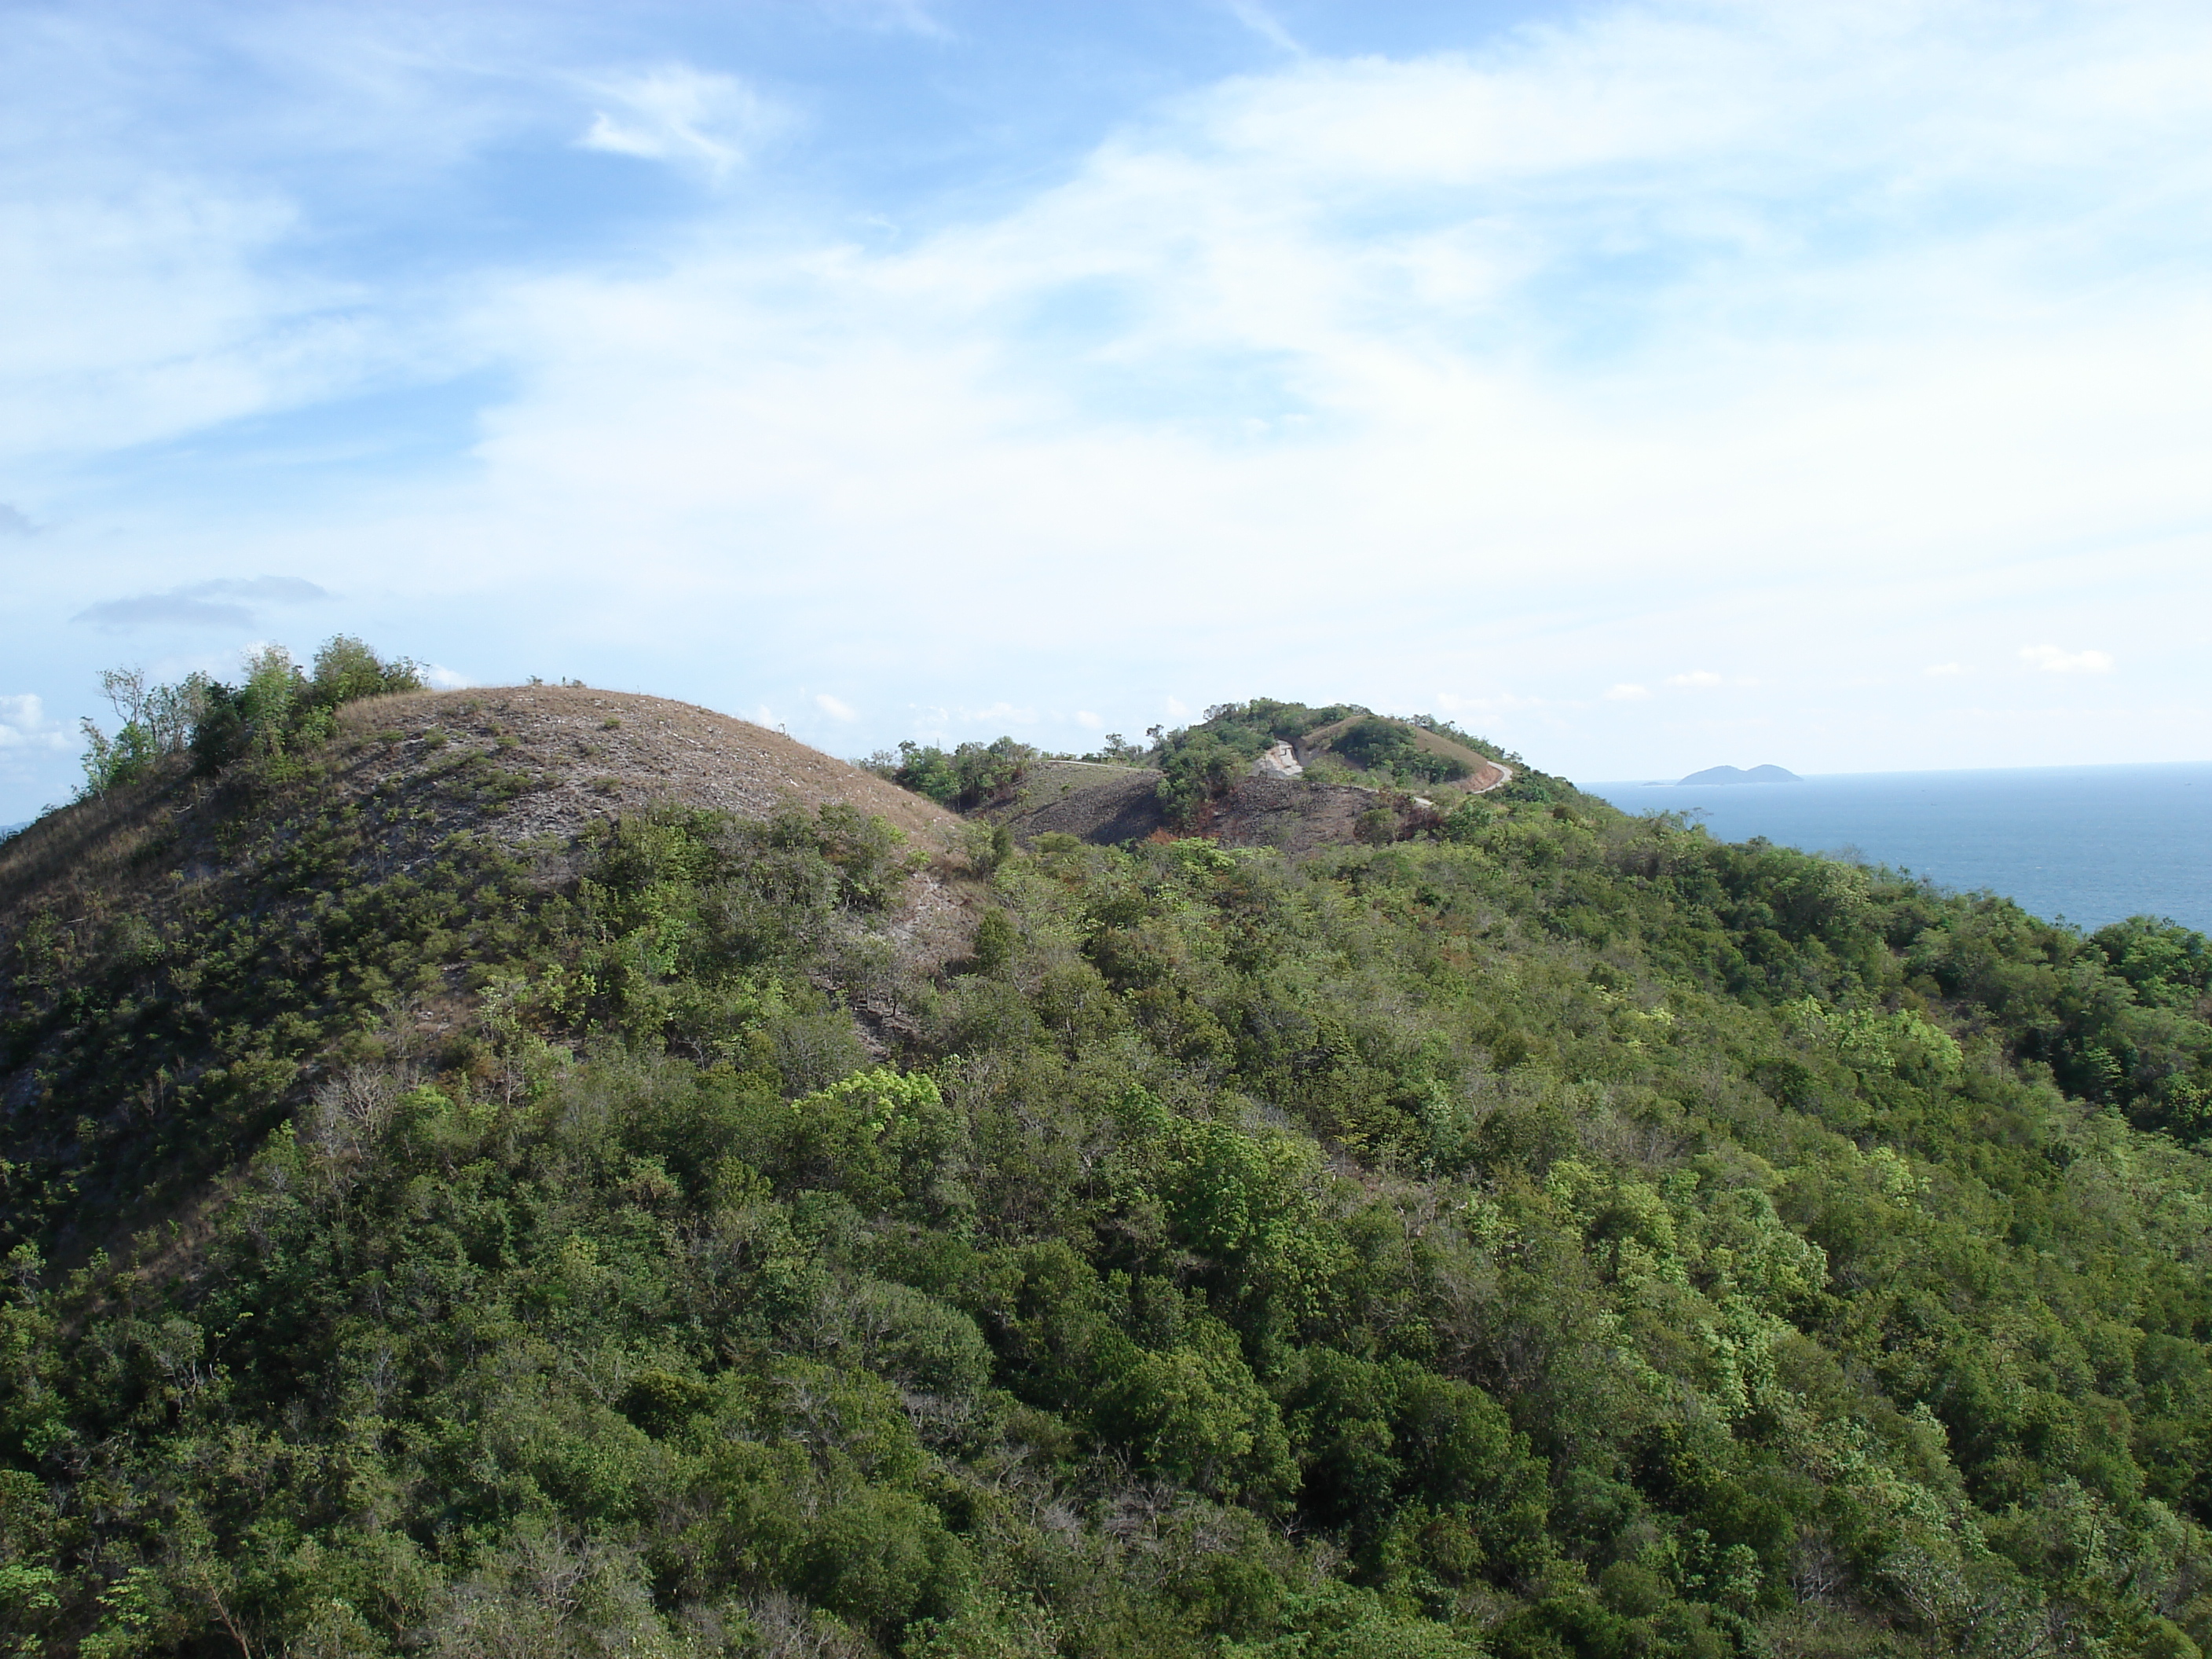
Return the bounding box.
[977,761,1398,855]
[1297,713,1511,793]
[0,686,968,1262]
[3,683,2212,1658]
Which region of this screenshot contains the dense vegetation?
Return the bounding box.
[75,639,423,799]
[873,701,1551,832]
[1328,719,1473,787]
[1148,701,1369,828]
[872,741,1041,814]
[3,678,2212,1657]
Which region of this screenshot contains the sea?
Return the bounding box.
[1582,763,2212,936]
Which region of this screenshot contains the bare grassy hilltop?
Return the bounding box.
[349,685,960,847]
[1,684,961,930]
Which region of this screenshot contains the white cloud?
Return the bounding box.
[1604,683,1653,701]
[0,182,379,460]
[2020,644,2115,673]
[423,665,472,690]
[1073,709,1104,729]
[0,694,70,751]
[815,691,859,720]
[0,7,536,468]
[7,0,2212,810]
[1666,671,1725,688]
[577,66,774,177]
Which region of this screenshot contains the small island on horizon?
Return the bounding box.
[1678,763,1804,785]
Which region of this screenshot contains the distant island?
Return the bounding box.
[1678,763,1802,785]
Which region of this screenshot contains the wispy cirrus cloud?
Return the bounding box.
[1222,2,1304,57]
[577,66,778,177]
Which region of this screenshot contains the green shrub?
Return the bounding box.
[11,698,2212,1658]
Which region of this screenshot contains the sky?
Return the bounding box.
[3,0,2210,820]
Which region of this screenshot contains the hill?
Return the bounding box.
[967,705,1530,851]
[976,760,1398,855]
[0,681,969,1265]
[4,661,2212,1658]
[1679,765,1804,786]
[1296,714,1511,793]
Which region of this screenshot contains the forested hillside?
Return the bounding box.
[3,674,2211,1657]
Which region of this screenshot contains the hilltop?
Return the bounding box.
[2,683,954,917]
[1296,713,1510,792]
[958,704,1537,851]
[4,657,2212,1659]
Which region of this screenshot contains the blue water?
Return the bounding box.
[1582,764,2212,936]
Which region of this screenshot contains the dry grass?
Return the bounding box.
[0,761,211,934]
[0,685,976,982]
[336,685,959,848]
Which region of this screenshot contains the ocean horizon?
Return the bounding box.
[1583,760,2212,935]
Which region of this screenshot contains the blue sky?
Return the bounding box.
[4,0,2210,819]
